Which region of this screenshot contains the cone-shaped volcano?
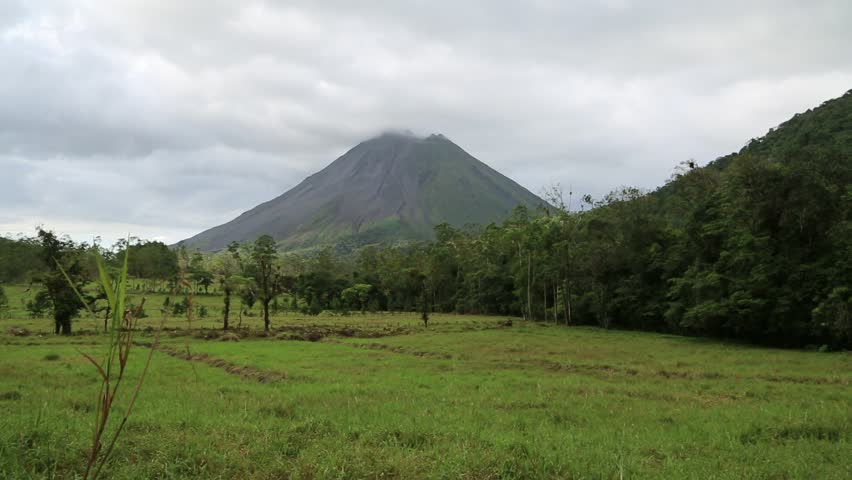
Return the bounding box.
[182,132,547,250]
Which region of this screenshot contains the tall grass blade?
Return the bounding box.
[58,242,163,480]
[94,254,116,308]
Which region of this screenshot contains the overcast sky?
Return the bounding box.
[1,0,850,245]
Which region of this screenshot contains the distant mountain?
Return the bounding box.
[182,132,548,251]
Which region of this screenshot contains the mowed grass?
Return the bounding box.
[0,299,850,478]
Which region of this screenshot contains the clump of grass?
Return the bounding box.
[43,353,60,361]
[219,332,240,342]
[375,429,436,449]
[0,390,22,401]
[740,424,844,444]
[260,404,296,419]
[68,399,93,413]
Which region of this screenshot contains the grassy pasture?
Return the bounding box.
[0,286,850,479]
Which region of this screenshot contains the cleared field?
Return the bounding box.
[1,281,850,479]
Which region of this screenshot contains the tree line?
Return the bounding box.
[3,90,850,346]
[195,95,850,348]
[6,146,848,347]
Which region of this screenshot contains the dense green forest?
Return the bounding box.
[2,90,850,347]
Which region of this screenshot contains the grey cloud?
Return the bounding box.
[0,0,851,245]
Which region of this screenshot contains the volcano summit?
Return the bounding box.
[181,132,547,251]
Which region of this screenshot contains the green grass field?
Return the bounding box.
[1,286,850,479]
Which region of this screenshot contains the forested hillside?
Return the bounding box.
[400,89,852,347]
[267,89,852,348]
[3,91,850,347]
[381,89,851,347]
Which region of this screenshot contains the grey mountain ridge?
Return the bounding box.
[181,132,547,251]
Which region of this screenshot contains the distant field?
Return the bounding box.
[2,283,252,331]
[1,287,850,478]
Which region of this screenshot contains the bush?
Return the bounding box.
[812,287,851,347]
[26,291,51,318]
[172,296,189,315]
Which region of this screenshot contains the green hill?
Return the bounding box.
[707,89,852,170]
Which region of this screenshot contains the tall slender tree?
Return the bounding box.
[250,235,281,331]
[210,243,245,330]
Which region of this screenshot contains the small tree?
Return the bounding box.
[35,228,89,335]
[240,284,256,316]
[172,296,190,315]
[0,285,9,319]
[251,235,282,331]
[210,244,247,331]
[195,270,214,294]
[420,280,430,328]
